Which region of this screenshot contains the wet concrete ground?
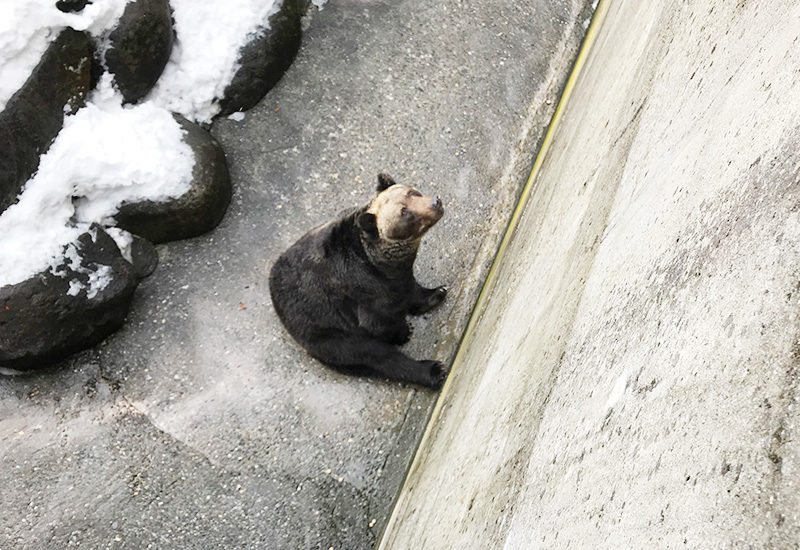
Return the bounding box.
[0,1,593,548]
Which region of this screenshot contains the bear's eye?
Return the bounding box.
[401,207,412,217]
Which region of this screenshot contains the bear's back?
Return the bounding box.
[269,219,362,344]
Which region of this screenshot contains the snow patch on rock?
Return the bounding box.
[1,0,296,290]
[0,75,194,288]
[105,226,134,263]
[53,239,113,298]
[0,0,131,112]
[147,0,281,123]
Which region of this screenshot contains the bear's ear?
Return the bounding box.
[377,173,396,192]
[356,212,379,240]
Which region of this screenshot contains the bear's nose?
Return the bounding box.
[432,196,443,212]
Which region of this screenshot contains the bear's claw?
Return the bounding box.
[418,359,450,389]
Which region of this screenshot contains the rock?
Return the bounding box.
[0,226,138,371]
[130,234,159,279]
[104,0,174,104]
[56,0,92,13]
[114,115,232,244]
[0,29,92,214]
[217,0,304,117]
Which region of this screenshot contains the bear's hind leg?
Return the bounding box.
[357,305,411,345]
[307,331,448,388]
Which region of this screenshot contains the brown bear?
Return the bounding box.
[269,173,449,388]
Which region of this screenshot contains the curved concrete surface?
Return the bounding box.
[381,0,800,547]
[0,1,596,548]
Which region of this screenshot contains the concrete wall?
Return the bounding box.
[0,1,598,549]
[381,0,800,547]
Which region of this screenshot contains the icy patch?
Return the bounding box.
[0,0,131,112]
[227,111,246,122]
[0,75,194,288]
[147,0,281,123]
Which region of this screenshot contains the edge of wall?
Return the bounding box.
[376,1,612,546]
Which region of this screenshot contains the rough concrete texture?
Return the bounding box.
[0,1,594,548]
[381,0,800,548]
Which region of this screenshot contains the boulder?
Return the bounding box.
[114,115,232,244]
[56,0,92,13]
[129,234,159,279]
[105,0,174,104]
[0,29,92,214]
[217,0,304,117]
[0,226,138,371]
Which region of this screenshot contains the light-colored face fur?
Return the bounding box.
[366,184,444,241]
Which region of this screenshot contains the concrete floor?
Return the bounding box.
[0,1,594,548]
[382,0,800,547]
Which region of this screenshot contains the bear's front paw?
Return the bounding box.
[431,285,448,304]
[385,322,412,345]
[410,285,448,315]
[418,359,450,389]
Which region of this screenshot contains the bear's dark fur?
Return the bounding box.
[269,173,449,388]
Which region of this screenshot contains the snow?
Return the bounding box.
[147,0,281,123]
[228,111,246,122]
[0,0,304,293]
[0,0,130,112]
[106,227,134,263]
[0,75,194,290]
[53,239,114,299]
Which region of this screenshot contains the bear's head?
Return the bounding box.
[357,173,444,244]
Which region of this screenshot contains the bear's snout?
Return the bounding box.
[416,196,444,232]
